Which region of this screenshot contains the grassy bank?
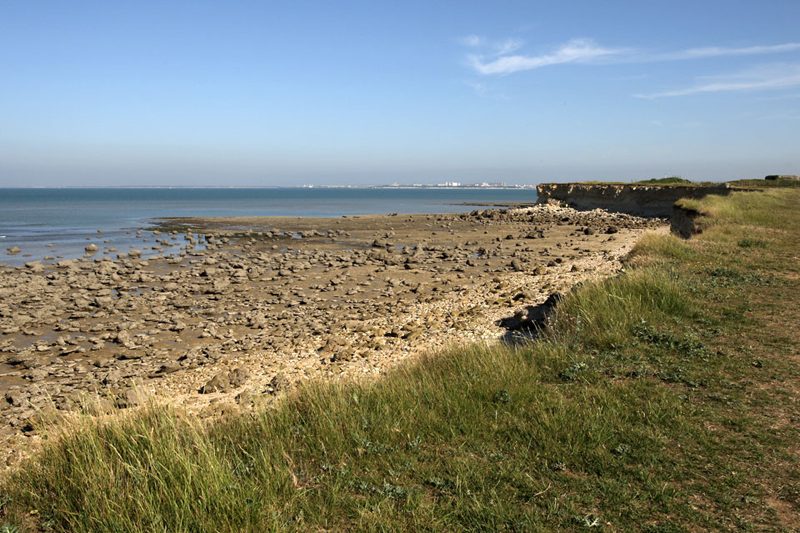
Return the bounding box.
[2,189,799,531]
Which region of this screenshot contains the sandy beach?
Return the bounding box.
[0,204,664,466]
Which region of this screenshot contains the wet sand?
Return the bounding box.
[0,205,665,466]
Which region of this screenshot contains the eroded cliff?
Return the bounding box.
[536,183,730,218]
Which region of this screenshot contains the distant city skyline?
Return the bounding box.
[1,1,799,186]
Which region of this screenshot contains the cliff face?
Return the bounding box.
[535,183,731,218]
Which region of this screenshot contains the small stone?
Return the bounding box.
[228,367,249,388]
[235,389,256,405]
[199,374,227,394]
[198,367,248,394]
[266,373,289,395]
[114,352,143,361]
[116,389,145,409]
[25,261,44,273]
[4,390,27,407]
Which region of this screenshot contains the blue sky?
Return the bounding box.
[1,0,799,186]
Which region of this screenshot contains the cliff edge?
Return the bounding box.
[535,182,731,218]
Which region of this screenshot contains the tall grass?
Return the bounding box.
[7,409,254,532]
[548,268,690,349]
[2,342,688,531]
[678,189,792,229]
[628,232,695,263]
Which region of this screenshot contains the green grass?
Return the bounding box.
[629,232,696,263]
[728,177,800,190]
[633,176,693,185]
[562,177,716,187]
[1,190,799,531]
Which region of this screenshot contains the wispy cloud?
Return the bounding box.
[494,38,524,56]
[756,92,800,101]
[636,64,800,98]
[468,38,621,75]
[461,37,800,76]
[461,35,525,56]
[654,42,800,61]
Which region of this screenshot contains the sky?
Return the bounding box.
[1,0,799,186]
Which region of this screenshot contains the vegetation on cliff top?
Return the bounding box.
[1,189,799,531]
[551,177,714,187]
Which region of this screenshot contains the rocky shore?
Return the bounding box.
[0,205,664,466]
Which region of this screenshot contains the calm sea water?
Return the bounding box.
[0,187,536,265]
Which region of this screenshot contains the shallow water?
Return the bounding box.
[0,187,536,265]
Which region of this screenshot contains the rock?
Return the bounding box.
[114,331,137,349]
[151,363,180,376]
[235,389,256,405]
[497,292,564,336]
[228,367,249,388]
[265,373,289,395]
[605,226,619,234]
[6,246,21,255]
[22,368,48,381]
[101,370,122,385]
[116,388,145,409]
[199,367,249,394]
[25,261,44,273]
[5,352,42,369]
[85,243,99,253]
[4,390,28,407]
[114,352,143,361]
[199,374,227,394]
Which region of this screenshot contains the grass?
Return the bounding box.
[729,177,800,189]
[560,177,716,187]
[678,188,793,228]
[633,176,693,185]
[628,232,696,263]
[1,189,799,531]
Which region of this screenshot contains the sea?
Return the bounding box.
[0,187,537,266]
